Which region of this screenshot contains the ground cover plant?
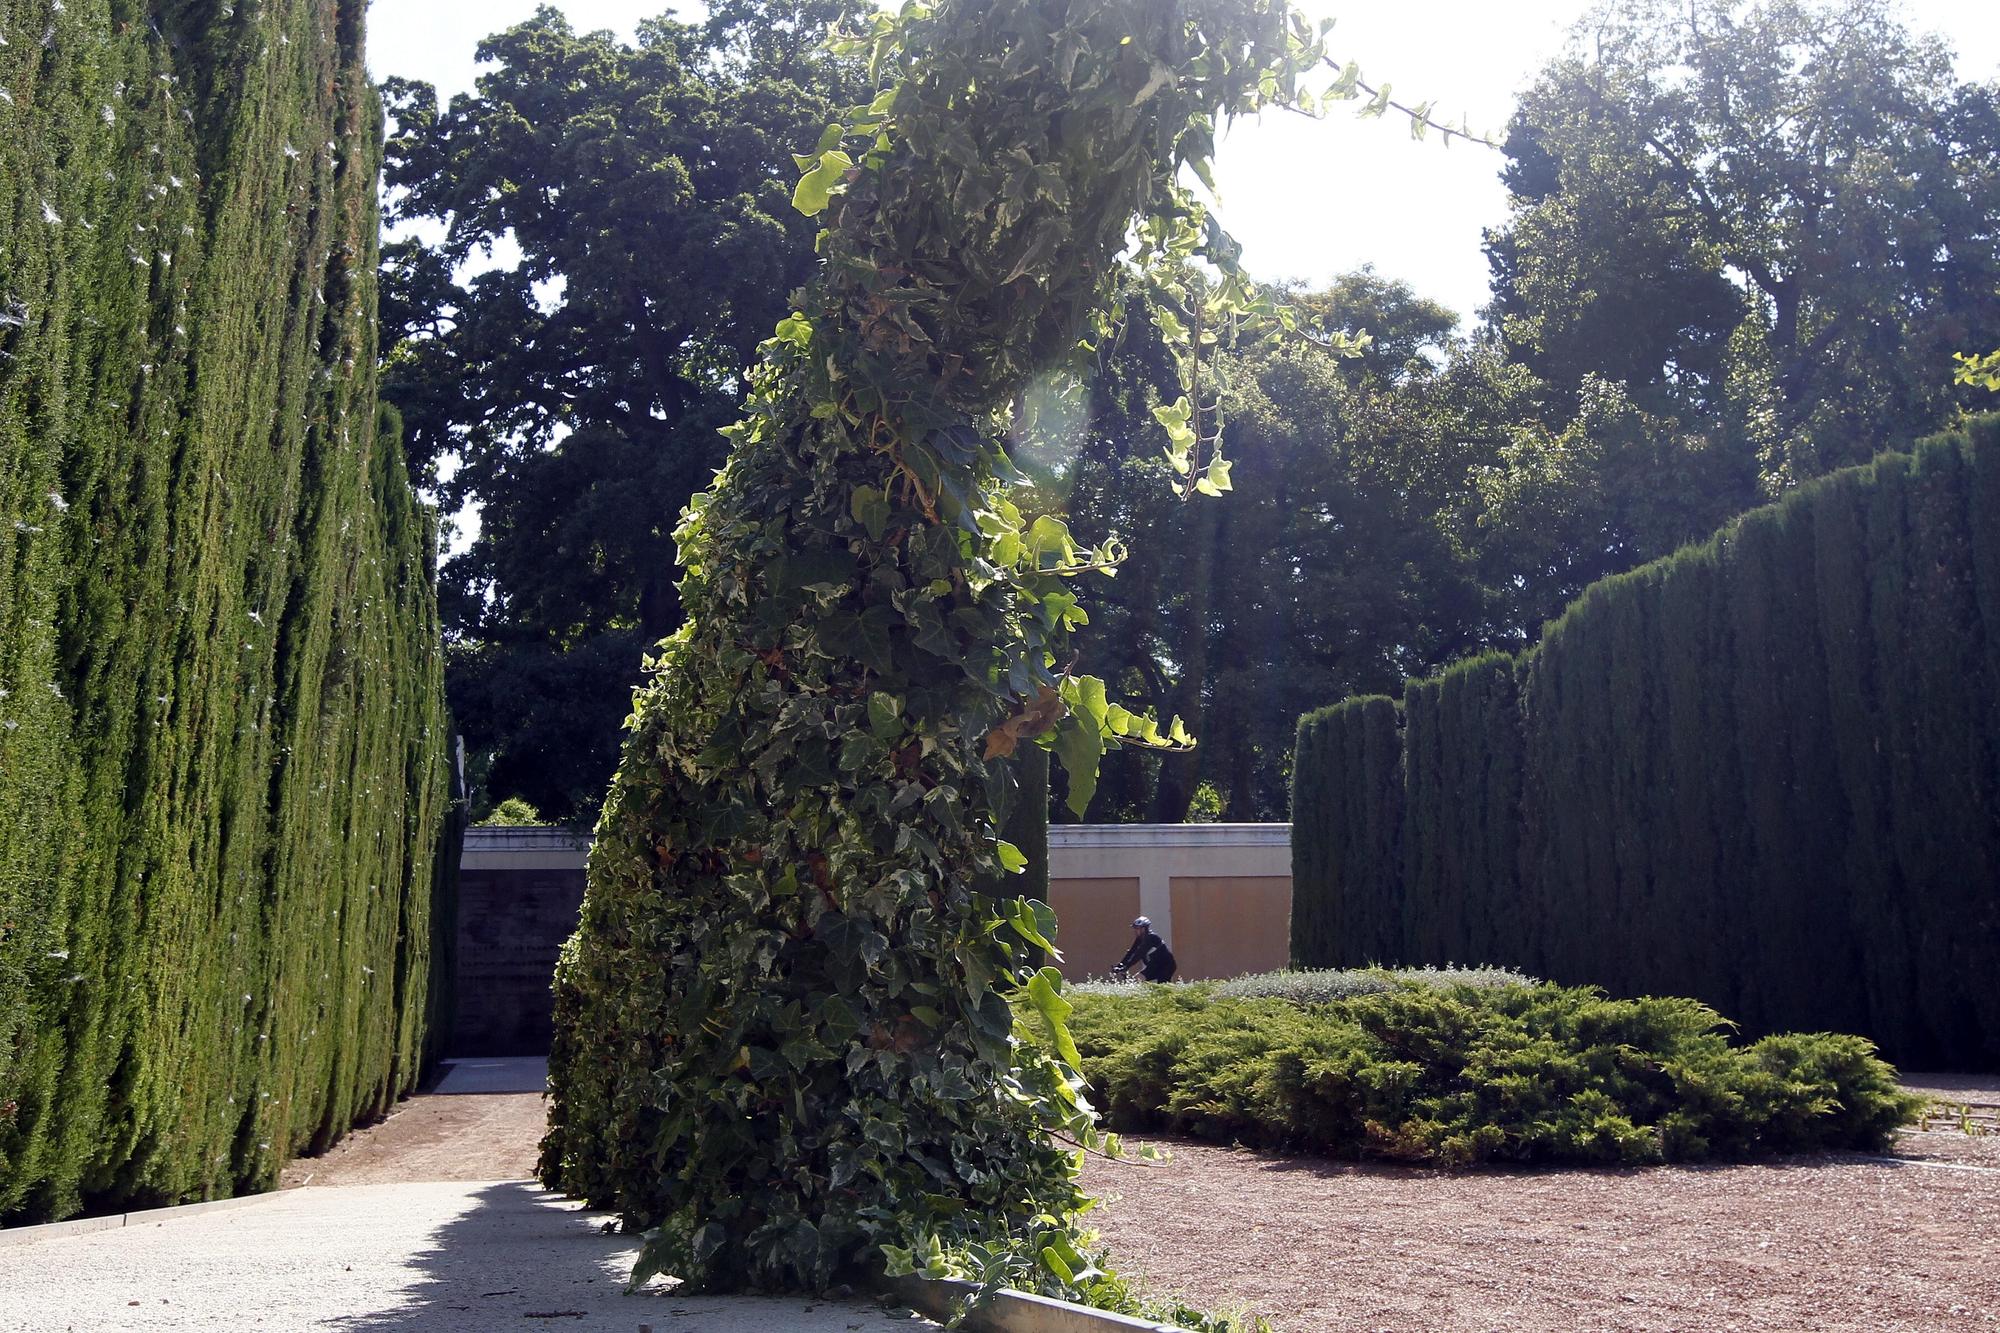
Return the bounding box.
[1065,965,1534,1002]
[0,0,452,1222]
[1048,981,1920,1166]
[1211,964,1534,1004]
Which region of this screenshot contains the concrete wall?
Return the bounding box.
[454,828,590,1056]
[1047,824,1292,981]
[450,823,1293,1053]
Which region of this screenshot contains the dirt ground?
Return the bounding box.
[278,1091,544,1188]
[1080,1130,2000,1332]
[291,1080,1999,1331]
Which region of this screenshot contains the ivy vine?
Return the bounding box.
[540,0,1386,1313]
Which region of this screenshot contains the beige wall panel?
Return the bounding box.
[1048,877,1143,979]
[1167,876,1293,980]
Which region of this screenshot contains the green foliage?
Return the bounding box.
[1289,697,1402,967]
[1068,278,1514,823]
[1959,349,2000,392]
[392,2,1832,831]
[380,4,870,822]
[1184,780,1226,823]
[1490,0,2000,489]
[0,1,451,1221]
[1212,965,1535,1005]
[477,797,545,827]
[1050,984,1920,1165]
[540,0,1354,1298]
[1290,415,2000,1066]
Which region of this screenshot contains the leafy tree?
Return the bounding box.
[1062,275,1556,820]
[1468,370,1759,636]
[477,796,545,827]
[1490,0,2000,487]
[380,3,865,820]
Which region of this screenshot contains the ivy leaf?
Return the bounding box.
[1152,397,1195,474]
[1194,454,1233,496]
[792,149,853,217]
[995,839,1028,873]
[1052,713,1104,817]
[867,691,902,739]
[1061,674,1110,731]
[984,683,1066,759]
[1023,967,1080,1066]
[850,485,891,540]
[1005,898,1059,955]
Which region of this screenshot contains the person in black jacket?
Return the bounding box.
[1111,916,1176,983]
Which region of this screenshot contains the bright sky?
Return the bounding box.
[365,0,2000,326]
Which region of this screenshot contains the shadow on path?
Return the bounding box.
[428,1056,550,1096]
[325,1181,644,1331]
[325,1182,924,1333]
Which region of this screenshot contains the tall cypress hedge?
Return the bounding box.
[0,0,451,1222]
[1291,415,2000,1066]
[1290,696,1402,968]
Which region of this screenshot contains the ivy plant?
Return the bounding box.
[1958,348,2000,392]
[540,0,1372,1306]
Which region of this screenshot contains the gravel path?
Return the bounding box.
[1081,1136,2000,1332]
[0,1181,934,1332]
[79,1063,1993,1332]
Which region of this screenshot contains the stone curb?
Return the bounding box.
[0,1189,279,1247]
[886,1276,1182,1332]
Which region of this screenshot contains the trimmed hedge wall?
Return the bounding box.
[0,0,452,1223]
[1291,415,2000,1067]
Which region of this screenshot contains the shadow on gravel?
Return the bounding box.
[325,1181,647,1330]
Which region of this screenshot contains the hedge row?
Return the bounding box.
[1047,984,1919,1165]
[0,1,452,1222]
[1291,415,2000,1067]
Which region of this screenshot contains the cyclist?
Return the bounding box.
[1110,915,1177,983]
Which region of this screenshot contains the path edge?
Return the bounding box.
[0,1190,279,1247]
[886,1275,1183,1332]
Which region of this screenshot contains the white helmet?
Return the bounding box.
[1131,916,1151,930]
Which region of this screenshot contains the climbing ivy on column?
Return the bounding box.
[538,0,1374,1301]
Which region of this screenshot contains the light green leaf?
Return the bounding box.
[792,150,853,217]
[1053,714,1104,817]
[1006,898,1053,951]
[1023,967,1080,1066]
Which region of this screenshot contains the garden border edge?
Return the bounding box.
[885,1275,1186,1332]
[0,1190,279,1247]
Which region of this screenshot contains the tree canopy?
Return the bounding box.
[381,3,865,819]
[1488,0,2000,486]
[382,0,2000,827]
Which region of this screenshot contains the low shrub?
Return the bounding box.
[1213,964,1537,1005]
[1037,982,1920,1167]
